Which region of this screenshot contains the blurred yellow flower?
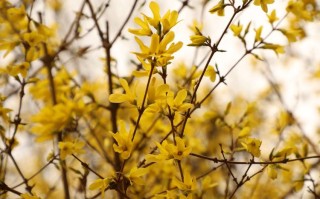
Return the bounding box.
[172,171,197,192]
[267,10,278,24]
[188,20,203,35]
[254,0,274,13]
[230,24,243,37]
[209,0,225,16]
[267,164,278,180]
[6,62,30,78]
[286,1,313,21]
[20,193,41,199]
[241,137,262,157]
[89,178,113,199]
[255,26,263,42]
[261,43,285,55]
[58,141,85,160]
[125,167,148,185]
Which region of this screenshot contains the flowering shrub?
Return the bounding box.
[1,0,320,198]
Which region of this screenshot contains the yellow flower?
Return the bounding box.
[20,193,41,199]
[209,0,225,16]
[22,31,45,47]
[129,1,179,36]
[147,88,193,115]
[89,178,113,199]
[188,35,209,47]
[47,0,62,11]
[261,43,285,55]
[204,65,216,82]
[254,26,263,42]
[254,0,275,13]
[146,1,161,29]
[7,5,26,21]
[6,62,30,77]
[36,23,56,38]
[286,1,313,21]
[267,164,278,180]
[132,57,155,77]
[146,137,191,162]
[58,141,85,160]
[147,77,170,104]
[173,63,201,81]
[146,141,171,162]
[29,68,72,102]
[128,16,153,36]
[133,32,183,67]
[109,78,136,104]
[279,28,303,43]
[241,137,262,157]
[112,120,134,159]
[26,46,44,62]
[155,190,178,198]
[145,1,179,34]
[160,6,179,34]
[230,24,243,37]
[188,20,203,35]
[31,99,85,141]
[167,89,193,113]
[31,104,73,141]
[172,171,197,192]
[201,176,218,190]
[0,105,12,123]
[125,167,148,185]
[273,147,294,159]
[172,137,192,160]
[22,31,46,61]
[0,35,21,58]
[129,1,182,68]
[267,10,278,24]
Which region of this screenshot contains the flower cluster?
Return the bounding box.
[129,1,182,67]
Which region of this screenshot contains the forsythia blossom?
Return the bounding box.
[147,88,193,116]
[230,24,243,37]
[31,98,86,141]
[267,10,279,24]
[4,62,30,78]
[109,78,137,104]
[111,120,134,159]
[209,0,225,16]
[167,89,193,113]
[172,171,197,195]
[58,141,85,160]
[146,137,191,162]
[241,137,262,157]
[254,0,275,13]
[89,178,113,199]
[261,43,285,55]
[133,32,182,67]
[125,167,148,185]
[286,1,313,21]
[254,26,263,42]
[20,193,41,199]
[129,1,182,67]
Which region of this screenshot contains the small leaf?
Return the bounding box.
[224,102,232,115]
